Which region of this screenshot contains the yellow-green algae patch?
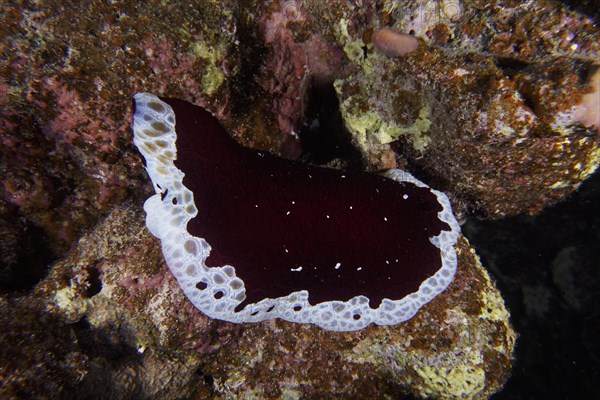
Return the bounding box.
[190,40,226,96]
[335,18,372,71]
[336,84,433,151]
[415,350,486,399]
[333,18,434,159]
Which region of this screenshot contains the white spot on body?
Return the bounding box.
[286,211,291,215]
[335,262,341,269]
[357,267,362,271]
[291,266,302,272]
[384,217,388,221]
[403,194,409,200]
[326,215,330,219]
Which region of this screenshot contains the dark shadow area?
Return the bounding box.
[298,77,364,170]
[0,204,57,294]
[558,0,600,21]
[463,170,600,399]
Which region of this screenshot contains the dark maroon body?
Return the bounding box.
[160,97,449,309]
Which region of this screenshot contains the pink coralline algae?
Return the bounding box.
[258,0,350,135]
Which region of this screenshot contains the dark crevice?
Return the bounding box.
[467,169,600,400]
[71,316,137,361]
[297,77,364,170]
[196,366,215,387]
[82,263,103,298]
[494,57,531,74]
[557,0,600,21]
[0,208,57,293]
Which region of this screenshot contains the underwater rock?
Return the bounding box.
[0,296,89,399]
[30,204,514,399]
[0,0,241,257]
[249,0,599,218]
[280,0,600,218]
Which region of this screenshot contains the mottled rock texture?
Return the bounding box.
[0,296,89,398]
[258,0,600,218]
[0,0,241,260]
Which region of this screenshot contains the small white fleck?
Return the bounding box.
[384,217,388,221]
[386,260,390,265]
[308,174,312,178]
[341,175,346,178]
[403,194,409,200]
[349,206,353,210]
[286,211,291,215]
[291,266,302,272]
[376,188,379,193]
[255,204,259,208]
[292,201,295,205]
[335,262,341,269]
[284,247,289,253]
[395,259,399,262]
[326,214,330,219]
[357,267,362,271]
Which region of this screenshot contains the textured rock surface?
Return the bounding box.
[0,296,89,398]
[0,0,242,260]
[260,0,600,218]
[25,204,514,399]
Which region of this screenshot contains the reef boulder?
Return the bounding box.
[27,204,514,399]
